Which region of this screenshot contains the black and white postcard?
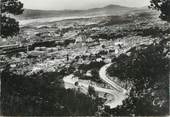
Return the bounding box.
[1,0,170,116]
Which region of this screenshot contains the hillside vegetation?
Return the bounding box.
[1,5,170,116]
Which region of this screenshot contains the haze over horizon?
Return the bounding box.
[20,0,150,10]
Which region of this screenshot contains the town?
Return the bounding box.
[1,0,170,116]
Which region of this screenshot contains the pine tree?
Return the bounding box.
[1,0,24,37]
[149,0,170,21]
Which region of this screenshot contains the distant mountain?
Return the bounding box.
[18,9,82,19]
[18,4,136,20]
[90,4,131,11]
[85,4,135,17]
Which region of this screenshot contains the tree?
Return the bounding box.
[88,85,96,96]
[106,40,169,116]
[1,0,24,37]
[149,0,170,21]
[1,68,101,116]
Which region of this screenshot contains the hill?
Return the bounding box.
[18,4,136,20]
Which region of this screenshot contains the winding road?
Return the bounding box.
[99,63,127,93]
[63,63,128,109]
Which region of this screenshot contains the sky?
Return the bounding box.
[20,0,150,10]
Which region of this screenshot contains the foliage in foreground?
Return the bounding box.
[149,0,170,21]
[107,39,169,116]
[1,0,24,37]
[1,69,102,116]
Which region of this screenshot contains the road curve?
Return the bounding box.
[63,74,126,108]
[63,63,128,108]
[98,63,127,108]
[99,63,127,94]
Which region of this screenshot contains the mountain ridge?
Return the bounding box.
[18,4,139,20]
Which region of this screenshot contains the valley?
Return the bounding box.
[1,4,169,116]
